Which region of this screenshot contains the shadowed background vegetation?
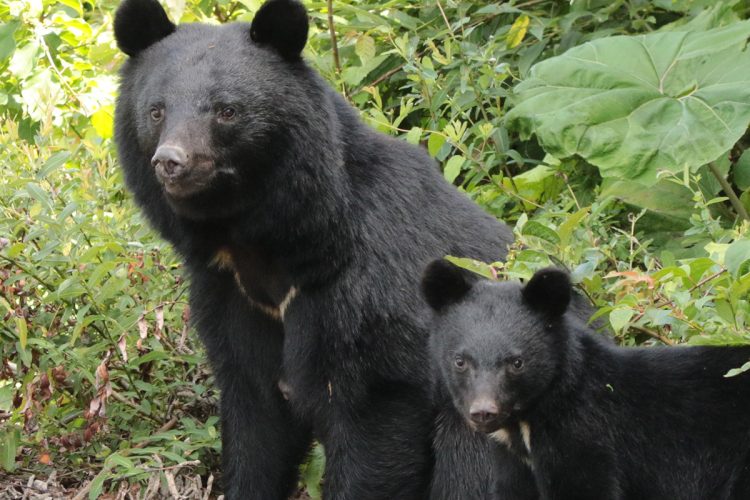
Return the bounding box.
[1,0,749,497]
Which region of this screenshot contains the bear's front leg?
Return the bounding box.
[319,382,435,500]
[190,269,312,499]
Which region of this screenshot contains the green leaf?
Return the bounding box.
[427,133,446,158]
[15,316,27,350]
[0,21,19,62]
[91,106,114,139]
[724,360,750,378]
[9,42,39,79]
[355,35,376,63]
[38,151,71,178]
[521,220,560,244]
[506,15,530,49]
[725,239,750,277]
[443,155,465,184]
[405,127,422,145]
[609,308,634,332]
[600,178,694,221]
[0,428,18,472]
[88,466,111,500]
[507,21,750,185]
[444,256,497,280]
[301,443,326,499]
[734,149,750,191]
[559,207,590,247]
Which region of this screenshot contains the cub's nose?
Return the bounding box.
[151,145,188,179]
[469,398,499,425]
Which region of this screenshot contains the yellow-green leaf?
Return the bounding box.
[15,316,27,350]
[355,35,376,63]
[506,15,530,49]
[443,155,465,184]
[91,106,114,139]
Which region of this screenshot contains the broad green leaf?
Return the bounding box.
[600,178,694,221]
[506,21,750,185]
[355,35,376,63]
[609,308,634,332]
[0,21,19,62]
[725,239,750,277]
[405,127,422,145]
[521,220,560,244]
[734,149,750,191]
[427,133,446,158]
[443,155,465,184]
[9,42,38,79]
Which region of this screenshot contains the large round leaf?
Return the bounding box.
[506,21,750,185]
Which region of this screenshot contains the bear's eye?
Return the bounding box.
[509,357,524,372]
[453,355,467,372]
[149,106,163,122]
[219,106,237,121]
[149,106,163,121]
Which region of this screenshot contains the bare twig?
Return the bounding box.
[708,161,750,222]
[326,0,346,96]
[629,325,675,346]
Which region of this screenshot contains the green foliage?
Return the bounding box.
[0,0,749,495]
[506,21,750,185]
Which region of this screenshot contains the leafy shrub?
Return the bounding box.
[1,0,748,496]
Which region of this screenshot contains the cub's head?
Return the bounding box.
[421,260,572,433]
[114,0,317,220]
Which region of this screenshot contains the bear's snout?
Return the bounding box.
[469,397,500,430]
[152,144,188,180]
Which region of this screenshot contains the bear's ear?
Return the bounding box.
[250,0,309,60]
[114,0,176,57]
[421,259,477,312]
[522,268,571,317]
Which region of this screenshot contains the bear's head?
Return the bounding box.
[114,0,330,222]
[421,260,572,433]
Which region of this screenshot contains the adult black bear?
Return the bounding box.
[422,260,750,500]
[113,0,535,498]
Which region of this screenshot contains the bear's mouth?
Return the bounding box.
[157,160,230,199]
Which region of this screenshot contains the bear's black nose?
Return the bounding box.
[470,399,499,425]
[151,145,188,179]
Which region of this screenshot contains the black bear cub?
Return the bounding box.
[422,260,750,500]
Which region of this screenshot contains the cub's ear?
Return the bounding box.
[421,259,477,312]
[250,0,309,60]
[114,0,175,57]
[522,268,571,317]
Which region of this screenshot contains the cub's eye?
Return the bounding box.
[149,106,163,122]
[219,106,237,121]
[453,355,467,372]
[509,357,524,372]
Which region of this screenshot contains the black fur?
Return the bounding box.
[250,0,308,60]
[521,267,570,317]
[112,0,534,498]
[425,267,750,500]
[113,0,175,56]
[421,259,477,312]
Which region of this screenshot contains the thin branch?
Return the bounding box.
[326,0,345,95]
[708,161,750,222]
[629,325,675,346]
